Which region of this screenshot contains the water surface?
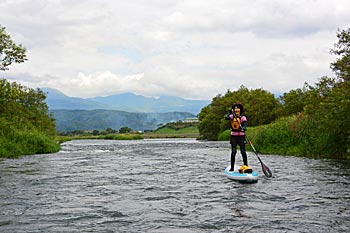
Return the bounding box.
[1,139,349,232]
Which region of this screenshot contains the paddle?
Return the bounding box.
[244,134,273,177]
[231,112,273,178]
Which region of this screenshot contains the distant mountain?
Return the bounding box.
[88,93,209,114]
[51,109,195,132]
[43,88,209,115]
[43,88,112,110]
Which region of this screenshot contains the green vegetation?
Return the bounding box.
[0,25,27,71]
[1,25,59,158]
[0,79,60,158]
[199,28,350,160]
[144,121,199,138]
[56,122,198,141]
[105,133,143,140]
[198,86,279,140]
[56,133,143,143]
[248,116,305,156]
[56,127,144,142]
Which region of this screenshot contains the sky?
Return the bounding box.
[1,0,350,100]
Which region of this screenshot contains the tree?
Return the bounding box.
[277,85,308,117]
[242,88,280,126]
[119,126,132,133]
[102,128,117,134]
[0,25,27,71]
[328,28,350,157]
[299,28,350,158]
[198,105,221,140]
[330,28,350,83]
[0,78,57,136]
[92,130,100,136]
[198,86,280,140]
[1,25,58,157]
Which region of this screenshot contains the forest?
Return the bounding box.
[198,28,350,159]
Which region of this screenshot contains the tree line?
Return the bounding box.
[1,25,59,158]
[198,28,350,159]
[59,127,134,136]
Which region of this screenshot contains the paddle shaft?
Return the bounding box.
[231,112,272,177]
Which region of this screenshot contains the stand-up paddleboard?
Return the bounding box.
[224,166,258,183]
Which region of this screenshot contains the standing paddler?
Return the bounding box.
[225,103,248,172]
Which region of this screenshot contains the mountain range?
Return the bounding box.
[42,88,209,132]
[43,88,209,115]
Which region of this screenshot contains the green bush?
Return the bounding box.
[217,129,230,141]
[292,113,347,159]
[112,134,143,140]
[0,130,60,158]
[246,115,303,156]
[219,113,348,159]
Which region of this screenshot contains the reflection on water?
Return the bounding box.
[1,139,350,232]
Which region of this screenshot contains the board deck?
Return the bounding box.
[224,166,258,183]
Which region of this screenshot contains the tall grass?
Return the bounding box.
[144,126,199,138]
[104,134,143,140]
[251,116,304,156]
[0,129,60,158]
[55,133,144,142]
[218,114,347,159]
[154,126,199,134]
[218,115,304,156]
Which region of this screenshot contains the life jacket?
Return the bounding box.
[231,117,241,132]
[239,165,253,174]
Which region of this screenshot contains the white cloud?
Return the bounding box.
[1,0,349,99]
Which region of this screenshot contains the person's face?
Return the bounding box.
[233,108,241,115]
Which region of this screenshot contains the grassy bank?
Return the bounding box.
[218,116,305,156]
[0,130,60,158]
[56,122,200,143]
[56,133,144,143]
[218,115,349,159]
[143,125,199,139]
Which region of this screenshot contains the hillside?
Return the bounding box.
[51,109,195,132]
[144,121,199,138]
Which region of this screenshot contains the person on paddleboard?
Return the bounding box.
[225,103,248,172]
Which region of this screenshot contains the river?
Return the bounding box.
[1,139,349,232]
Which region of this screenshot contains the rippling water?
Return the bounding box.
[1,139,350,232]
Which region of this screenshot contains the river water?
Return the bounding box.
[1,139,349,233]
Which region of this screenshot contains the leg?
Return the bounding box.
[230,136,238,171]
[241,146,248,166]
[239,136,248,166]
[230,144,237,171]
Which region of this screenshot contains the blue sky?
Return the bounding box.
[1,0,349,99]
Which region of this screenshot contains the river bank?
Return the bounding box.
[56,125,200,143]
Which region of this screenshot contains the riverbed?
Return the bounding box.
[1,139,349,232]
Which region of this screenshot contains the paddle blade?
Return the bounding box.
[261,162,273,178]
